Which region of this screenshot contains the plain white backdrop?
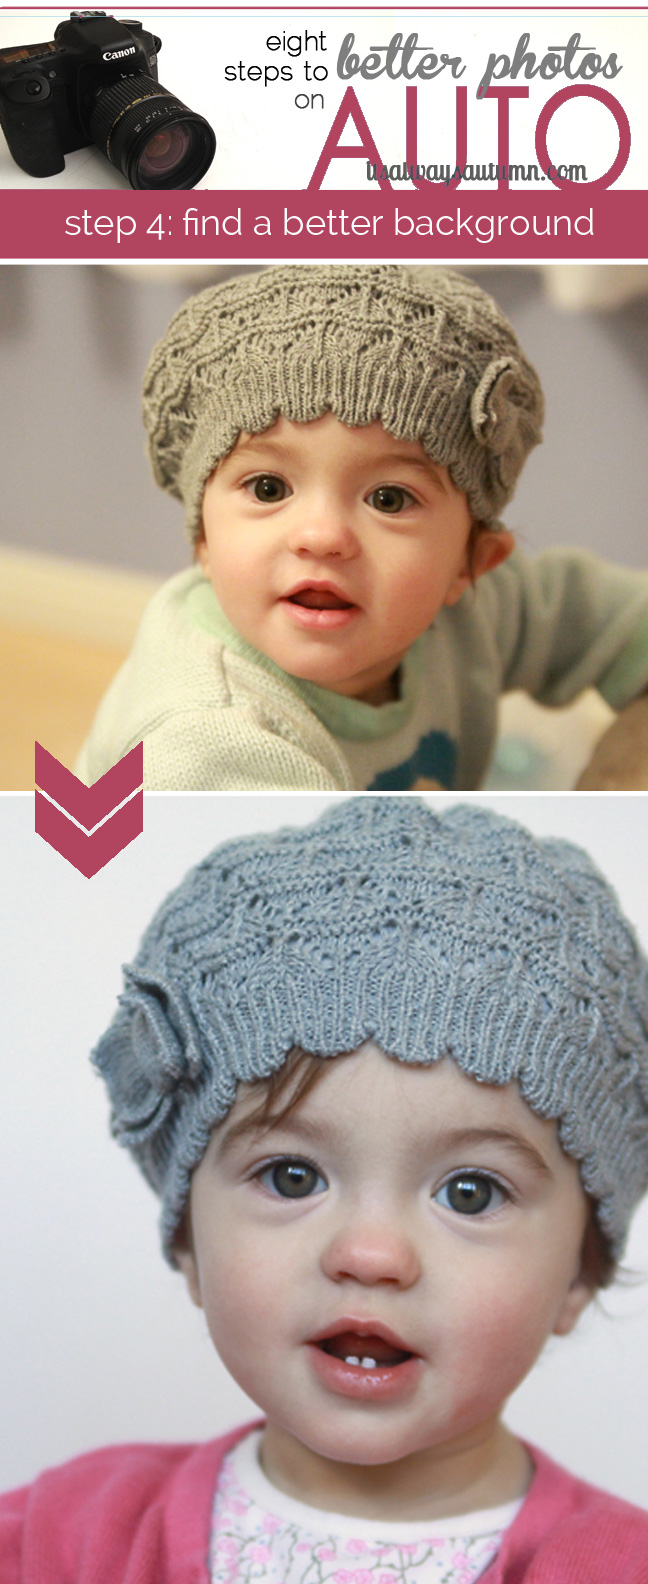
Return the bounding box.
[1,790,647,1506]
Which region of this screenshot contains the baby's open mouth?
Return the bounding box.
[286,589,354,611]
[316,1331,414,1369]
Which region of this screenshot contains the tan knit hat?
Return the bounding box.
[142,265,544,541]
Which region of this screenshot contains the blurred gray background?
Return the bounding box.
[1,263,647,577]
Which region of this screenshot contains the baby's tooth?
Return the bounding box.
[360,1356,377,1369]
[345,1355,360,1366]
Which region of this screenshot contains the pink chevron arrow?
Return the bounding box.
[35,742,143,878]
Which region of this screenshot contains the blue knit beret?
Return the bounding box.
[93,797,648,1265]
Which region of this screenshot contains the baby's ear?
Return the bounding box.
[443,528,514,608]
[195,525,210,573]
[551,1265,593,1338]
[173,1215,204,1309]
[470,527,515,581]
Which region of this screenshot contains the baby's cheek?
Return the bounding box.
[201,1245,273,1349]
[211,545,263,607]
[443,1308,539,1418]
[479,1281,562,1377]
[386,563,451,636]
[201,1280,256,1367]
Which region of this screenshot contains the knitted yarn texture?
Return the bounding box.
[92,798,648,1265]
[141,265,544,541]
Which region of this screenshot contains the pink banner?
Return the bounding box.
[35,788,143,877]
[35,741,143,829]
[4,188,646,259]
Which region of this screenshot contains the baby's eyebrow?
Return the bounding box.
[214,1110,329,1160]
[224,437,447,490]
[214,1115,553,1179]
[377,453,447,489]
[434,1127,555,1180]
[226,436,294,464]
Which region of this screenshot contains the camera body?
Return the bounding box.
[0,13,161,177]
[0,11,215,188]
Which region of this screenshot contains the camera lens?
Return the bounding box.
[89,74,215,189]
[137,123,191,181]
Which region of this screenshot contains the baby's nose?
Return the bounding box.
[321,1214,421,1289]
[286,501,358,559]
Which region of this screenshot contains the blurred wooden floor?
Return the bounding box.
[0,622,127,789]
[0,546,162,791]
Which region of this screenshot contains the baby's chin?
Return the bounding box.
[267,646,402,702]
[266,1408,452,1472]
[291,670,397,703]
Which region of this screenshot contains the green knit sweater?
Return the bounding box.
[76,549,648,791]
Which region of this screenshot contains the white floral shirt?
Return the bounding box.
[209,1431,522,1584]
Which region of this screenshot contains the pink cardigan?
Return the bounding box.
[1,1423,648,1583]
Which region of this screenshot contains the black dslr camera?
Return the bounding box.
[0,11,216,189]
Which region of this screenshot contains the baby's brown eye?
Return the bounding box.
[368,485,413,514]
[248,474,289,503]
[260,1159,327,1198]
[435,1174,505,1215]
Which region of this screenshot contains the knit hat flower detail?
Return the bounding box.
[471,357,541,495]
[98,968,204,1149]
